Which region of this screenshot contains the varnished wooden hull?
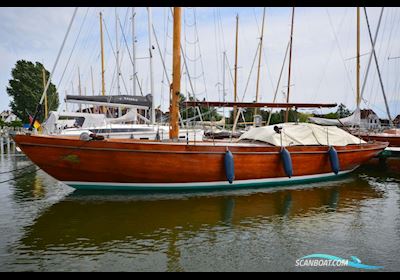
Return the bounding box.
[359,134,400,147]
[13,134,388,190]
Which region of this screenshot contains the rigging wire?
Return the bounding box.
[62,8,97,93]
[363,7,392,123]
[29,7,78,129]
[267,40,291,125]
[311,7,348,103]
[103,20,128,96]
[118,12,143,95]
[57,7,90,90]
[240,42,261,102]
[326,8,356,98]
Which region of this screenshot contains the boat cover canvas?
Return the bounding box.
[239,122,365,146]
[308,108,361,126]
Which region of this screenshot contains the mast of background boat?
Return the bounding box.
[360,8,383,102]
[363,7,393,127]
[284,7,295,123]
[115,8,122,117]
[254,7,266,117]
[99,12,106,115]
[147,7,155,124]
[78,67,82,113]
[170,7,181,140]
[42,67,48,119]
[132,7,136,96]
[233,14,239,125]
[356,7,362,138]
[223,51,226,129]
[90,66,95,96]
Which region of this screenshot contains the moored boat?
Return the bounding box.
[357,129,400,147]
[13,131,387,190]
[12,7,388,192]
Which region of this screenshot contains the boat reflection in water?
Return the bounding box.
[15,173,384,271]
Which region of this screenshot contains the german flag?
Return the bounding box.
[28,114,41,129]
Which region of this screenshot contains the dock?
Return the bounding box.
[0,127,25,155]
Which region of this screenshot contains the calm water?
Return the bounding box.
[0,152,399,271]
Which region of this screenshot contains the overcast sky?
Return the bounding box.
[1,7,399,118]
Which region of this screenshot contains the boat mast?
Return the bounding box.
[132,7,136,96]
[284,7,295,123]
[255,7,266,116]
[78,67,82,112]
[233,14,239,124]
[90,66,95,96]
[170,7,181,140]
[100,12,106,114]
[115,8,122,117]
[356,7,360,111]
[147,7,155,124]
[363,7,392,126]
[42,67,48,119]
[223,51,226,129]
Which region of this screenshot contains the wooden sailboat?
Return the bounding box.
[358,129,400,147]
[12,7,388,191]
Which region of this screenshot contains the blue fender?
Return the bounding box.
[224,150,235,184]
[281,147,293,178]
[328,146,340,175]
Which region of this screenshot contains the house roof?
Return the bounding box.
[394,115,400,124]
[360,109,377,119]
[0,110,11,116]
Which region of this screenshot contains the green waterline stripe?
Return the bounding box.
[66,171,351,191]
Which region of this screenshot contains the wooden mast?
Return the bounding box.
[100,12,106,114]
[254,7,266,116]
[284,7,295,123]
[169,7,181,140]
[42,67,48,119]
[233,14,239,124]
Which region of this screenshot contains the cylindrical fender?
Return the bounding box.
[281,147,293,178]
[224,150,235,184]
[328,146,340,175]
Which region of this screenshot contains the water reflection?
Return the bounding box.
[17,175,382,261]
[6,155,46,201]
[359,158,400,182]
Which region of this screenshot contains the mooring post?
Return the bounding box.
[0,136,3,154]
[7,136,11,154]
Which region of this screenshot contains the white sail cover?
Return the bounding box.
[239,122,365,146]
[106,109,138,124]
[308,108,361,126]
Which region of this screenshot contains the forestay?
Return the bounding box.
[239,122,365,146]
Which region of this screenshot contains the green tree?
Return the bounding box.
[6,60,59,123]
[179,93,221,122]
[8,120,23,128]
[336,103,351,118]
[312,103,352,120]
